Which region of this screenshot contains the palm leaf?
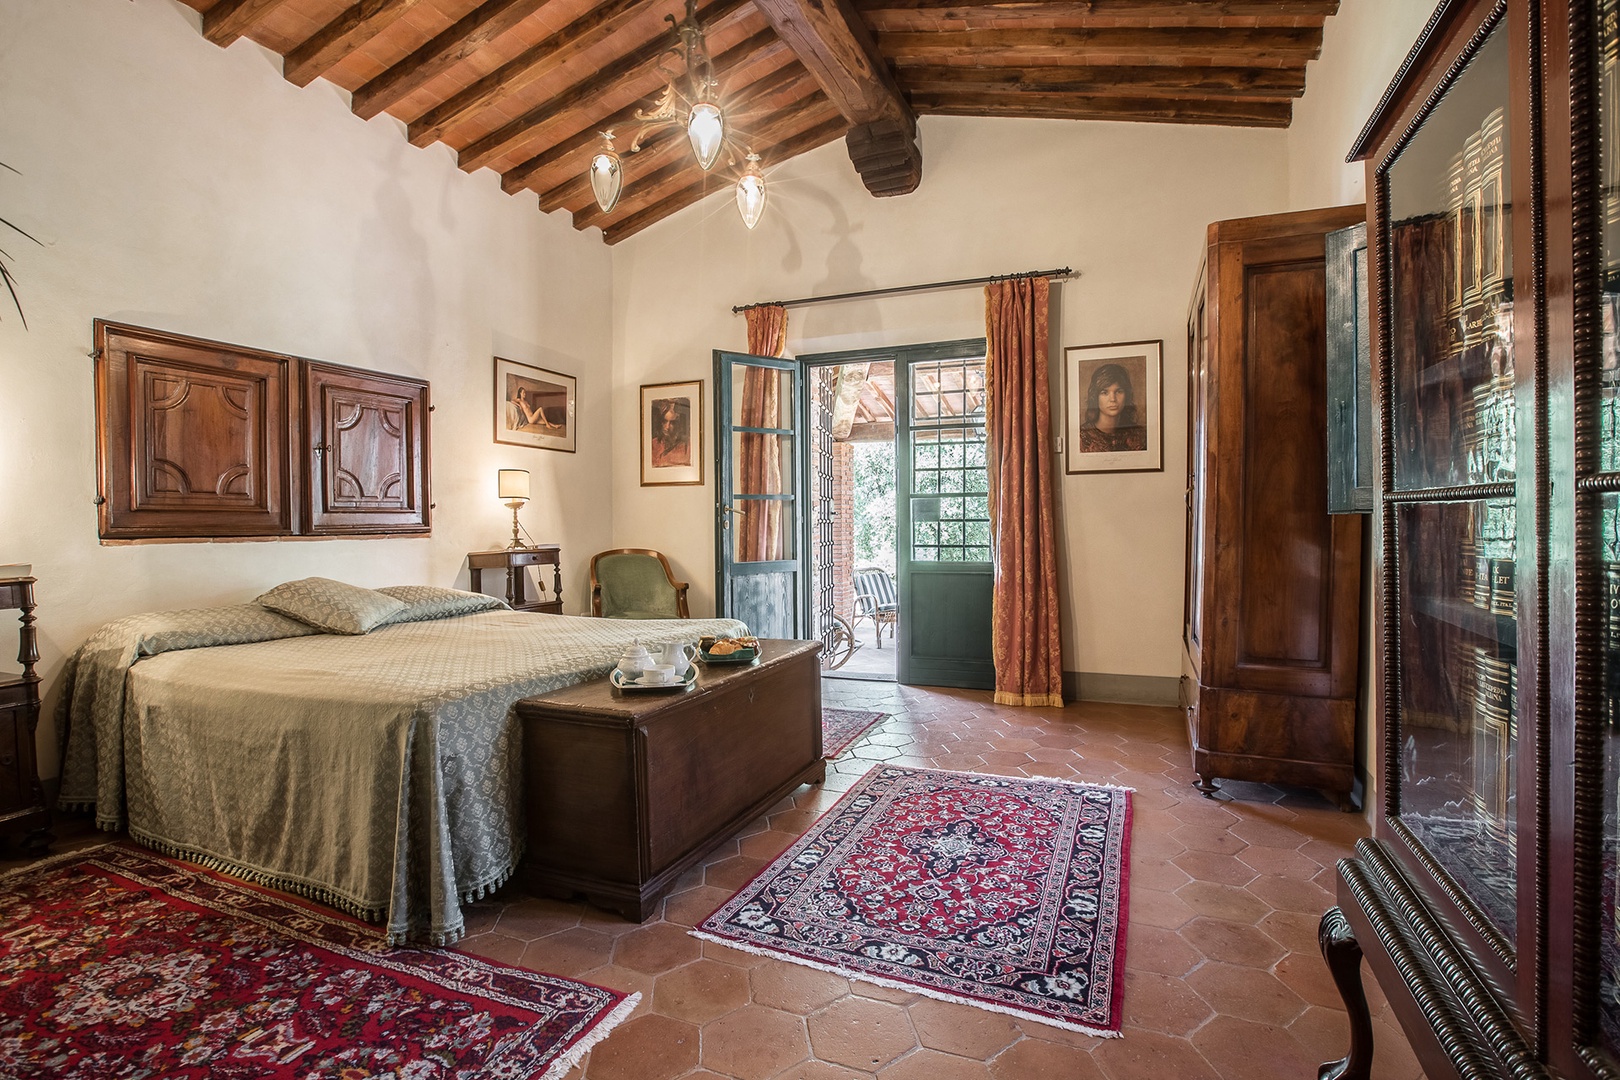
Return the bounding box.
[0,162,41,327]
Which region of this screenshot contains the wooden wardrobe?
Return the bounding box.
[1182,204,1366,810]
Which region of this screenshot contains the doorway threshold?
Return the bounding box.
[824,669,896,684]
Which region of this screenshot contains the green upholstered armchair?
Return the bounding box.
[590,549,691,619]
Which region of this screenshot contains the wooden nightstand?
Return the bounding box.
[468,546,562,614]
[0,577,49,853]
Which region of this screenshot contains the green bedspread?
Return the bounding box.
[56,606,746,944]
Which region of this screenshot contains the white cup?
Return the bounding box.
[642,664,677,685]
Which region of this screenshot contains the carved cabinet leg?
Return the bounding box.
[1317,906,1374,1080]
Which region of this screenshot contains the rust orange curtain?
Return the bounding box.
[985,277,1064,706]
[739,306,789,562]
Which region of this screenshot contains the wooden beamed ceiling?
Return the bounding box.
[180,0,1337,241]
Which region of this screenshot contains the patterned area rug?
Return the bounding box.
[695,765,1132,1036]
[0,846,636,1079]
[822,707,889,759]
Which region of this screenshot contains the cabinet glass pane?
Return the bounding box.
[1600,494,1620,1052]
[1396,498,1517,945]
[1387,24,1515,491]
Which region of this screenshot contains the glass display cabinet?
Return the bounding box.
[1319,0,1620,1077]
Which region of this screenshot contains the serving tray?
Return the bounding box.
[610,666,697,692]
[698,648,758,665]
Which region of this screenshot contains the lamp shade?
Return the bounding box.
[497,469,530,501]
[736,153,766,230]
[687,102,724,171]
[589,133,623,213]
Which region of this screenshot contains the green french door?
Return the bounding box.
[714,350,802,640]
[894,343,995,688]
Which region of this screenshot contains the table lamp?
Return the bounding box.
[498,469,530,549]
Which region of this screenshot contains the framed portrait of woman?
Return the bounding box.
[494,357,576,452]
[640,380,704,486]
[1063,340,1162,474]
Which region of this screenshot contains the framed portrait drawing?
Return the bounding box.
[494,357,575,452]
[640,380,703,486]
[1063,340,1163,474]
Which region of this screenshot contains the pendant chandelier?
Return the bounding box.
[587,0,766,230]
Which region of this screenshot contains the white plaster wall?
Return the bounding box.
[1288,0,1438,209]
[611,116,1290,680]
[0,0,614,777]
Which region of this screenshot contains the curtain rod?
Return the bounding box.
[731,266,1076,315]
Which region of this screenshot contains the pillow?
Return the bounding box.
[377,585,507,625]
[255,577,406,635]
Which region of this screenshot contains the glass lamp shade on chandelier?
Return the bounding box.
[586,0,767,229]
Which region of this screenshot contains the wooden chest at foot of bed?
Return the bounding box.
[514,638,824,921]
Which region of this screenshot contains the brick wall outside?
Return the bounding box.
[832,440,855,620]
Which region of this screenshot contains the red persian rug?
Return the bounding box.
[822,707,888,759]
[0,846,637,1079]
[695,765,1132,1036]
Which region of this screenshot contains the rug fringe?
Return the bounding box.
[902,765,1135,796]
[0,841,120,882]
[538,992,642,1080]
[689,930,1123,1039]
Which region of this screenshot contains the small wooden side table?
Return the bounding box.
[0,576,49,853]
[468,546,562,613]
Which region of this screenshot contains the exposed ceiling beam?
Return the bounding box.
[497,29,792,195]
[878,26,1325,63]
[282,0,425,88]
[457,0,755,174]
[911,90,1292,125]
[857,0,1337,14]
[604,114,849,242]
[752,0,922,197]
[202,0,297,46]
[897,64,1307,99]
[539,62,815,214]
[408,0,655,147]
[349,0,553,121]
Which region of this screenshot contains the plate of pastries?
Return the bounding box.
[699,634,760,664]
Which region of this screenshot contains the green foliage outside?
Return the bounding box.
[853,441,896,571]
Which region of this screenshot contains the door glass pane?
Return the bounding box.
[1599,494,1620,1050]
[1387,24,1514,492]
[732,365,793,428]
[909,358,989,564]
[1396,498,1517,944]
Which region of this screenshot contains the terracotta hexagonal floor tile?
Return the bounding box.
[1127,857,1191,894]
[663,885,733,928]
[766,1061,870,1080]
[1172,849,1260,887]
[1124,924,1203,977]
[1179,916,1287,969]
[1236,843,1323,879]
[1174,880,1271,925]
[751,961,850,1013]
[706,854,773,892]
[1128,887,1196,930]
[738,829,797,860]
[851,981,918,1005]
[1190,1016,1318,1079]
[906,997,1020,1058]
[584,1013,698,1080]
[1186,962,1308,1026]
[703,939,775,968]
[701,1005,811,1080]
[1122,971,1216,1037]
[458,931,526,966]
[877,1046,994,1080]
[651,957,751,1024]
[809,994,919,1071]
[578,963,656,1009]
[1090,1028,1221,1080]
[986,1036,1106,1080]
[1230,816,1313,849]
[1244,873,1335,915]
[495,896,584,939]
[1272,950,1346,1010]
[521,926,616,977]
[1168,823,1249,857]
[1258,909,1325,954]
[1287,1003,1350,1063]
[614,921,702,975]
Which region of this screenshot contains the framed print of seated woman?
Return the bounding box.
[1064,340,1163,474]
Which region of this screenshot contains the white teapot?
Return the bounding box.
[615,641,654,682]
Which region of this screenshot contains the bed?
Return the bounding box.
[55,584,748,945]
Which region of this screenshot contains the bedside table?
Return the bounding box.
[468,546,562,614]
[0,576,49,853]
